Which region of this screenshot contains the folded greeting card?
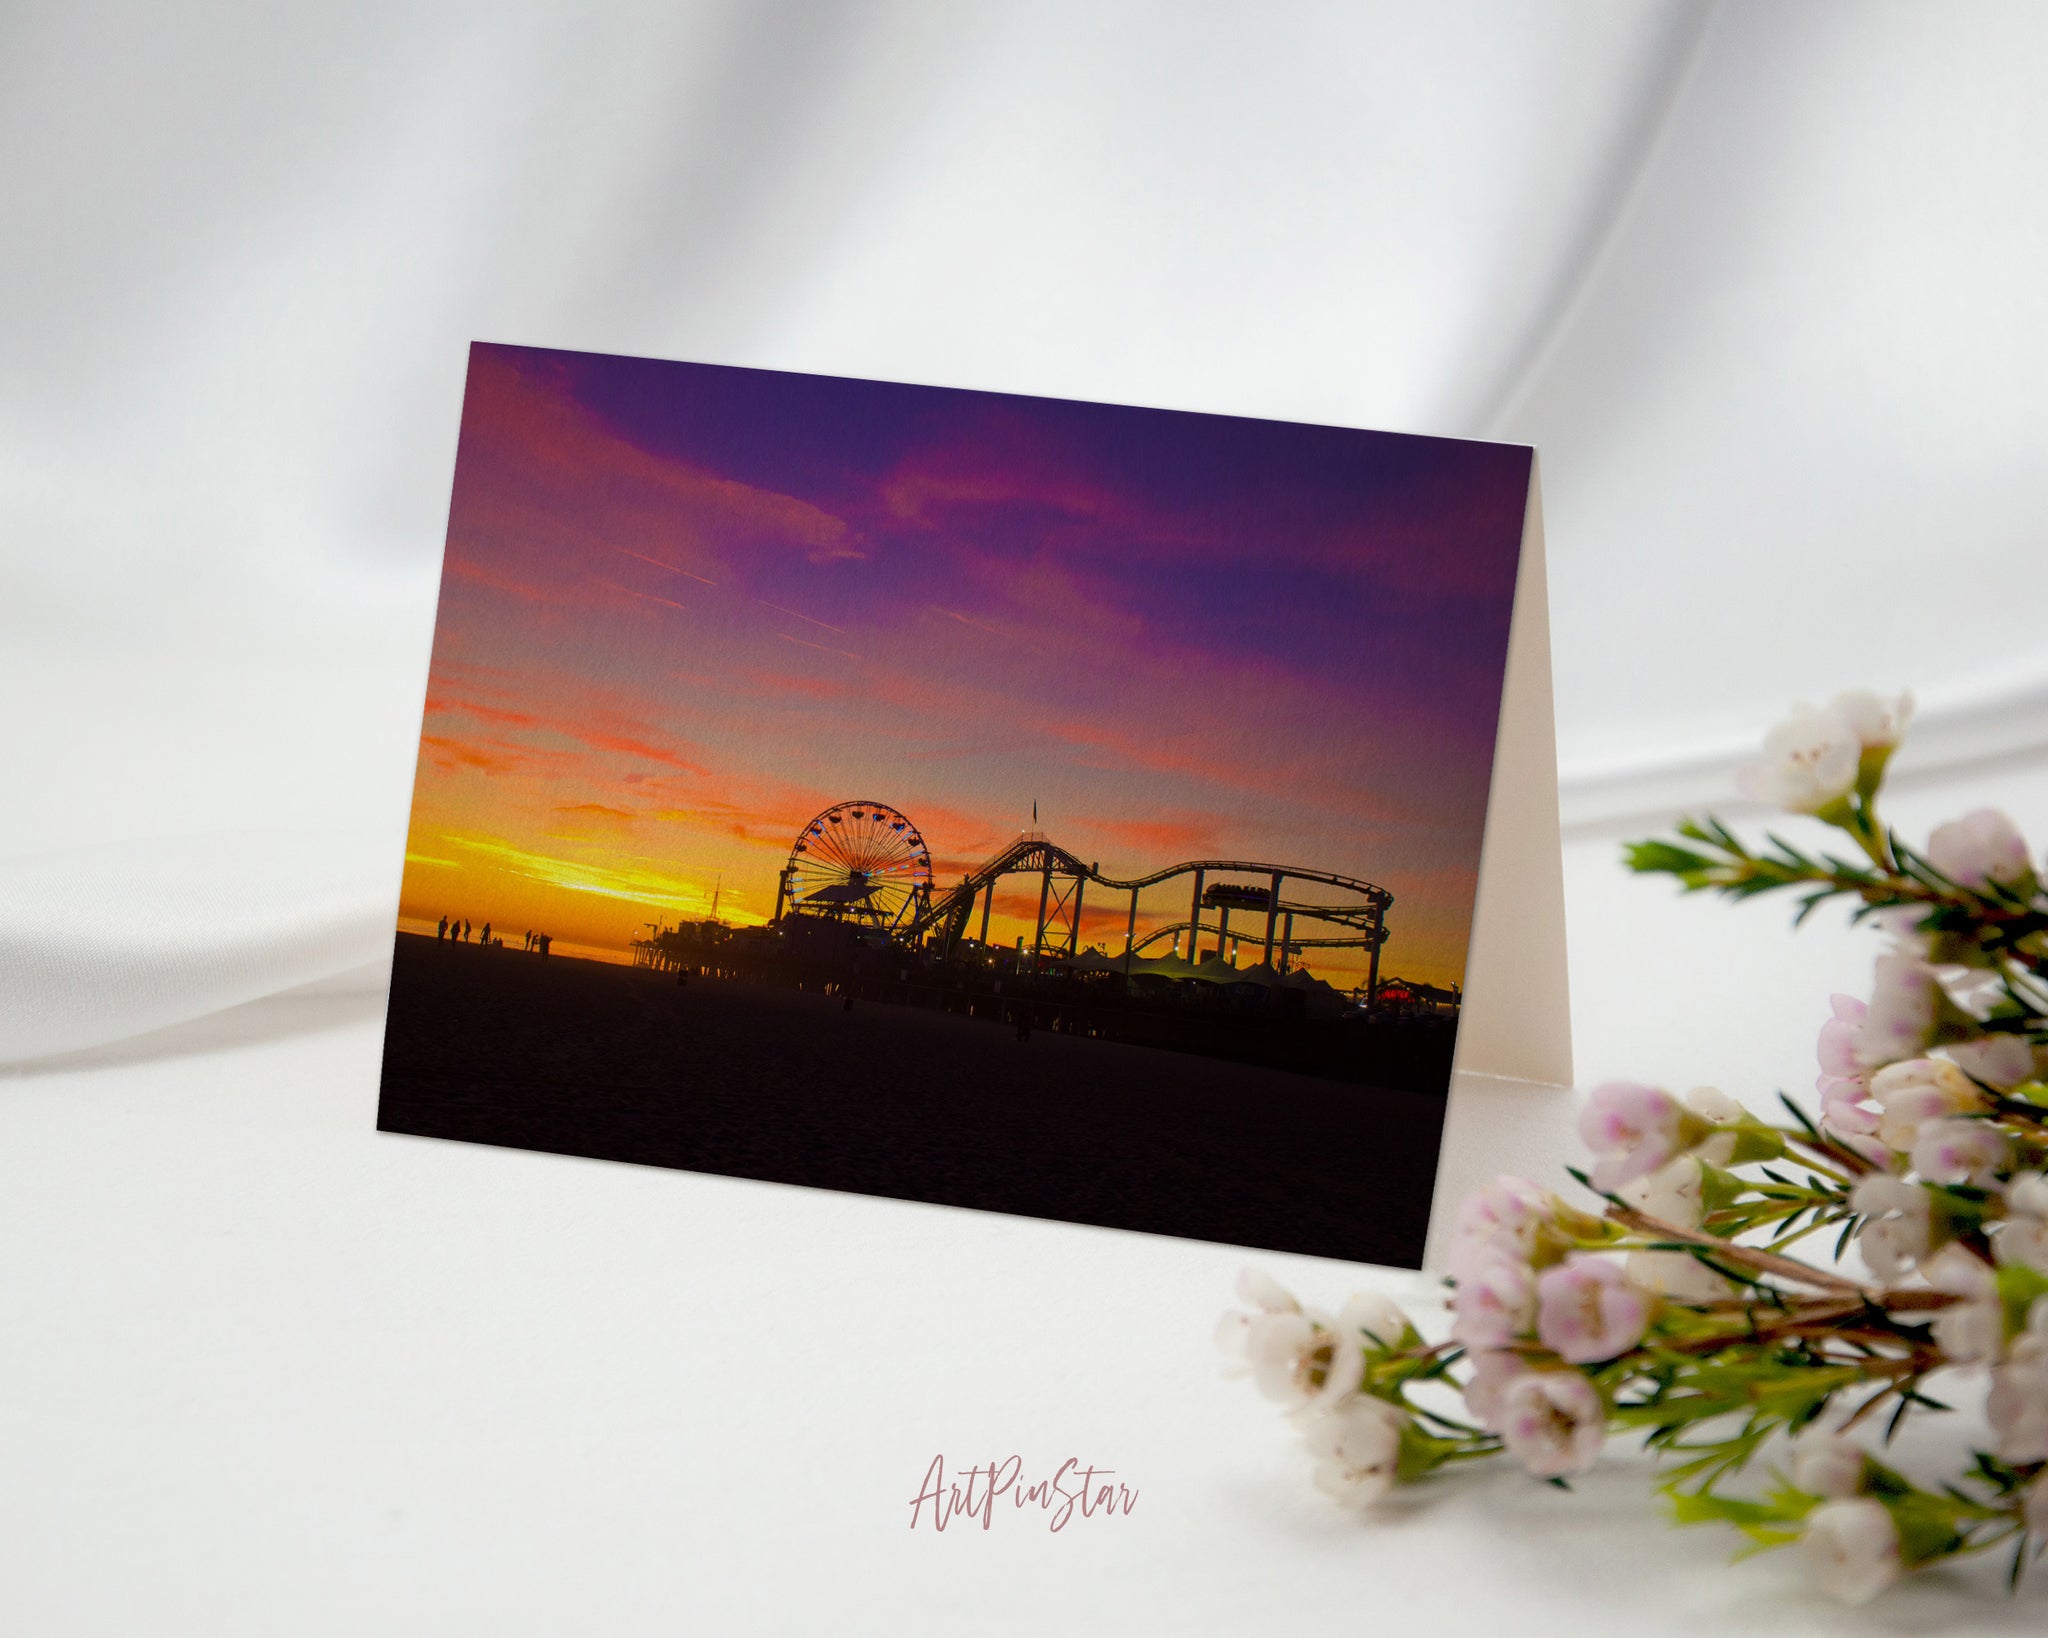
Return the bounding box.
[378,344,1567,1268]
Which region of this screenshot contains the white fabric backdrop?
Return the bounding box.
[6,0,2047,1060]
[5,5,2048,1630]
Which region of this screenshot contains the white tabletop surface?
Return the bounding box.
[7,758,2048,1635]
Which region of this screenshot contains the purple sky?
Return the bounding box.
[399,343,1533,988]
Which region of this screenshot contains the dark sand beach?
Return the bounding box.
[377,933,1446,1265]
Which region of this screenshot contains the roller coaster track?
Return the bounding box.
[902,831,1392,996]
[1124,920,1378,954]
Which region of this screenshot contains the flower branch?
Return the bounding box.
[1221,690,2048,1604]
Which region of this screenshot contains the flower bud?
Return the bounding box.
[1803,1499,1901,1605]
[1926,808,2032,892]
[1789,1431,1866,1499]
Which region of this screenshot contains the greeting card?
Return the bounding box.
[378,344,1567,1268]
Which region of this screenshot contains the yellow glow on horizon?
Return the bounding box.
[399,823,775,956]
[442,831,768,921]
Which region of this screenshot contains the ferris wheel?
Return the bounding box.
[780,800,933,932]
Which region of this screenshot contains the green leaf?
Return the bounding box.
[1725,1125,1789,1166]
[1668,1492,1788,1529]
[1888,1493,1969,1566]
[1834,1217,1860,1261]
[1793,890,1834,928]
[1997,1263,2048,1332]
[1885,1396,1913,1445]
[1624,840,1719,877]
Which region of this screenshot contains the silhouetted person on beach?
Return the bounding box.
[481,922,492,947]
[537,934,552,959]
[462,919,471,943]
[524,930,533,951]
[437,915,448,941]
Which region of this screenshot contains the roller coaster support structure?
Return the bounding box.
[908,832,1393,1005]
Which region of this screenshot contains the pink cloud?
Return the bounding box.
[1074,816,1225,858]
[452,351,855,583]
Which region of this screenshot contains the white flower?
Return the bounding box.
[1302,1396,1407,1508]
[1924,1245,2003,1366]
[1462,1350,1529,1433]
[1911,1116,2009,1187]
[1802,1498,1902,1606]
[1336,1291,1409,1350]
[1869,903,1934,956]
[1932,1298,2005,1368]
[1736,704,1862,814]
[1997,1173,2048,1274]
[1497,1371,1606,1479]
[1851,1175,1936,1281]
[1579,1082,1691,1192]
[1245,1309,1365,1413]
[1684,1086,1742,1123]
[1926,808,2032,891]
[1788,1430,1866,1499]
[1817,994,1869,1080]
[1619,1154,1704,1227]
[1216,1267,1302,1370]
[1445,1176,1553,1283]
[1857,960,1944,1073]
[1616,1157,1740,1302]
[1987,1327,2048,1465]
[1451,1252,1536,1351]
[1946,1034,2037,1089]
[1683,1086,1743,1166]
[1235,1268,1300,1315]
[1815,996,1887,1150]
[1869,1056,1984,1150]
[1535,1255,1655,1364]
[1624,1248,1736,1305]
[1830,689,1913,751]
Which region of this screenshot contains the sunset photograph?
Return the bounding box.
[379,343,1535,1265]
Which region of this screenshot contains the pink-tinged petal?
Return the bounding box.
[1462,1350,1529,1432]
[1535,1255,1653,1364]
[1577,1083,1685,1192]
[1451,1253,1536,1351]
[1926,807,2031,890]
[1498,1372,1606,1478]
[1856,958,1942,1072]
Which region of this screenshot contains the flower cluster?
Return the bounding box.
[1223,690,2048,1604]
[1216,1269,1460,1506]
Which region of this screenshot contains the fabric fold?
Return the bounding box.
[0,833,395,1064]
